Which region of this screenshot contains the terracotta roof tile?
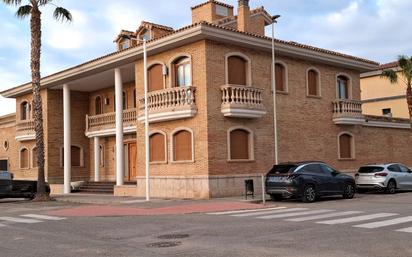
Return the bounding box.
[379,61,399,70]
[140,21,174,32]
[191,0,233,10]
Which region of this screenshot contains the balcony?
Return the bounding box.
[332,99,365,125]
[137,86,197,123]
[85,108,137,137]
[220,85,266,118]
[15,119,35,141]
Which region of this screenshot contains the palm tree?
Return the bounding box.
[2,0,72,201]
[381,55,412,129]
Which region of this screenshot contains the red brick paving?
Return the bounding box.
[46,202,266,217]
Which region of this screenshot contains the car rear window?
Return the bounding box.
[358,166,384,173]
[268,165,298,174]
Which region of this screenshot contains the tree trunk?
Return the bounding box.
[407,83,412,131]
[30,7,49,201]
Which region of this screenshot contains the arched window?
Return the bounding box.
[150,132,166,163]
[173,130,193,161]
[32,147,38,168]
[337,75,349,99]
[20,101,30,120]
[95,96,103,115]
[275,63,287,92]
[339,133,354,159]
[20,148,29,169]
[173,57,191,87]
[228,55,247,85]
[122,91,127,110]
[229,128,253,160]
[307,68,320,96]
[148,64,164,92]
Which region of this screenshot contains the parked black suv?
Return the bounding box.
[265,161,356,203]
[0,171,50,199]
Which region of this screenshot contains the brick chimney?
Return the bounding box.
[237,0,250,32]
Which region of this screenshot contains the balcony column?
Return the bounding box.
[115,68,124,186]
[94,136,100,182]
[63,84,71,194]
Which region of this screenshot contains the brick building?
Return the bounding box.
[0,0,411,198]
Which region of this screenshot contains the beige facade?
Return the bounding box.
[1,0,411,199]
[361,62,409,118]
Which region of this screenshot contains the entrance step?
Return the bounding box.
[77,181,115,194]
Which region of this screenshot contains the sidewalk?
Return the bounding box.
[49,193,275,217]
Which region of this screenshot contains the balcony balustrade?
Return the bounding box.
[137,86,197,123]
[85,108,137,137]
[332,99,365,125]
[220,85,266,118]
[15,119,35,141]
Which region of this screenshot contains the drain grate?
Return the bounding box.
[146,241,182,248]
[157,234,190,240]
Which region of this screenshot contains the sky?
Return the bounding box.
[0,0,411,116]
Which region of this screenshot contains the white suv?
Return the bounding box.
[355,163,412,194]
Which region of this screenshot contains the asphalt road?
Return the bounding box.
[1,192,412,257]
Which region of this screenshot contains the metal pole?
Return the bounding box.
[261,174,266,205]
[272,20,279,165]
[143,39,150,201]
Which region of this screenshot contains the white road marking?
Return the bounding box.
[232,208,308,217]
[396,227,412,233]
[207,207,287,215]
[354,216,412,229]
[0,223,6,227]
[257,209,334,220]
[0,217,42,224]
[20,214,66,221]
[121,200,147,204]
[286,211,364,222]
[317,213,398,225]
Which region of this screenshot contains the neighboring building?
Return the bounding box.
[361,61,410,119]
[1,0,411,199]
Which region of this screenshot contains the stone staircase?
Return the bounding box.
[77,181,116,194]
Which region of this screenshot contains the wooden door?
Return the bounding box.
[128,143,137,181]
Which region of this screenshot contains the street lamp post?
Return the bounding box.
[271,15,281,165]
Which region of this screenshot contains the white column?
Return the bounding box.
[115,68,124,186]
[63,84,71,194]
[94,136,100,182]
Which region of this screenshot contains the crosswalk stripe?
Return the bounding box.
[317,213,398,225]
[0,217,43,224]
[232,208,308,217]
[354,216,412,229]
[20,214,66,221]
[396,227,412,233]
[257,209,334,220]
[286,211,364,222]
[0,223,6,227]
[207,207,287,215]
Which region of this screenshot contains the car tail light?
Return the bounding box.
[375,172,388,177]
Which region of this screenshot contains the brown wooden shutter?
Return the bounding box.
[230,129,249,160]
[339,134,352,159]
[275,64,285,91]
[308,70,318,96]
[148,64,163,92]
[174,130,192,161]
[150,133,165,162]
[32,147,38,168]
[95,97,102,115]
[21,149,29,168]
[228,56,247,85]
[71,146,81,167]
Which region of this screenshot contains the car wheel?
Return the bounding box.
[302,185,316,203]
[385,180,396,194]
[270,194,283,201]
[343,183,355,199]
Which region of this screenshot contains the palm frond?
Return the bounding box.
[38,0,52,6]
[398,55,409,69]
[381,69,398,84]
[1,0,22,6]
[16,5,32,18]
[53,7,72,22]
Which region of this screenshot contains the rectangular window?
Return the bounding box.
[382,108,392,117]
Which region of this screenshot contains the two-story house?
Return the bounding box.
[0,0,411,198]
